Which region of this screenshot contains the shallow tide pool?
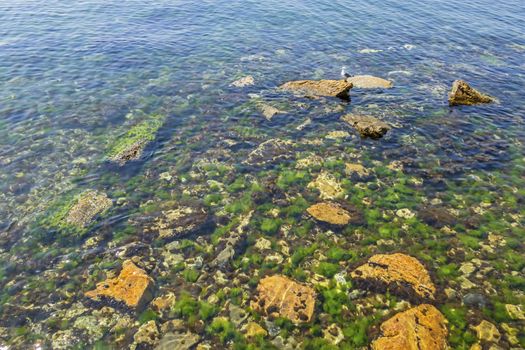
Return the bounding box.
[0,0,524,349]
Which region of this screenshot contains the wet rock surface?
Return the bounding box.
[346,75,393,89]
[251,275,316,323]
[85,260,154,308]
[245,138,293,166]
[448,80,494,106]
[351,253,436,300]
[145,203,210,239]
[371,304,448,350]
[341,113,391,139]
[280,79,353,99]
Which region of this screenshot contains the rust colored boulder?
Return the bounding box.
[280,79,353,99]
[85,260,153,308]
[251,275,316,324]
[448,80,494,106]
[351,253,436,300]
[371,304,448,350]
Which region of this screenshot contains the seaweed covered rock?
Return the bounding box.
[448,80,494,106]
[65,190,112,228]
[307,202,352,225]
[146,203,209,239]
[346,75,393,89]
[371,304,448,350]
[280,79,353,99]
[351,253,436,300]
[251,275,316,323]
[245,138,293,166]
[85,260,153,308]
[107,114,165,165]
[341,114,390,139]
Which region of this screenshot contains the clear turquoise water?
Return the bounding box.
[0,0,524,349]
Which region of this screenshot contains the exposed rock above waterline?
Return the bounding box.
[85,260,153,308]
[346,75,393,89]
[341,114,390,139]
[251,275,316,323]
[351,253,436,300]
[371,304,448,350]
[448,80,494,106]
[280,79,353,99]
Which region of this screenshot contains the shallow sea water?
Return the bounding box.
[0,0,524,349]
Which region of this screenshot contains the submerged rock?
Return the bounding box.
[345,163,370,177]
[307,171,344,200]
[147,204,209,239]
[132,320,159,349]
[258,103,286,121]
[245,322,268,338]
[472,320,500,343]
[230,75,255,87]
[156,332,200,350]
[307,202,352,225]
[107,115,165,165]
[346,75,393,89]
[251,275,316,323]
[65,190,112,228]
[85,260,154,308]
[246,138,293,166]
[341,114,390,139]
[351,253,436,300]
[448,80,494,106]
[371,304,448,350]
[280,79,353,99]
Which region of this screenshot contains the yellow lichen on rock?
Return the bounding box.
[371,304,448,350]
[351,253,436,300]
[85,260,153,308]
[66,190,112,227]
[307,171,344,200]
[448,80,494,106]
[251,275,316,324]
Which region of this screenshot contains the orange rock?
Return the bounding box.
[85,260,153,308]
[251,275,316,323]
[280,80,353,99]
[351,253,435,300]
[307,202,352,225]
[371,304,448,350]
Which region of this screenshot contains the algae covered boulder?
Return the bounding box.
[41,190,112,235]
[107,114,165,165]
[346,75,393,89]
[341,114,390,139]
[351,253,436,300]
[280,79,353,99]
[448,80,494,106]
[251,275,316,323]
[307,202,352,225]
[85,260,154,308]
[371,304,448,350]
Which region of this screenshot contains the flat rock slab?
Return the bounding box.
[280,79,353,99]
[448,80,494,106]
[66,190,112,227]
[341,114,390,139]
[146,204,209,239]
[85,260,153,308]
[245,138,293,166]
[351,253,436,300]
[307,202,352,225]
[251,275,316,324]
[371,304,448,350]
[346,75,393,89]
[307,171,344,200]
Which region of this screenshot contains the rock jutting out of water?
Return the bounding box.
[351,253,436,300]
[280,79,353,99]
[341,114,391,139]
[251,275,316,324]
[448,80,494,106]
[371,304,449,350]
[306,202,352,225]
[346,75,393,89]
[85,260,154,308]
